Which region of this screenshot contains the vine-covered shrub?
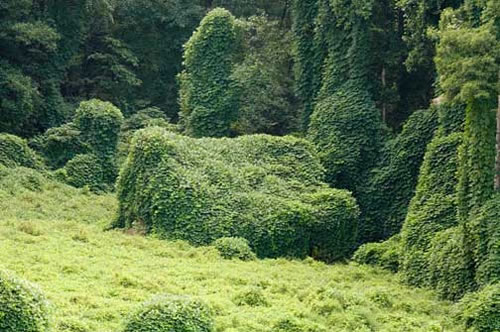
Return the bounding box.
[74,99,123,182]
[214,237,256,261]
[123,294,214,332]
[353,235,400,272]
[359,108,439,242]
[0,269,50,332]
[400,133,462,287]
[455,284,500,332]
[115,127,359,261]
[178,8,238,138]
[30,123,86,169]
[427,227,474,301]
[469,194,500,286]
[63,154,105,192]
[308,87,384,195]
[0,134,44,169]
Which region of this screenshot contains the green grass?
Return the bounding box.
[0,167,461,331]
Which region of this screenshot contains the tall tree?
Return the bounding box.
[178,8,239,137]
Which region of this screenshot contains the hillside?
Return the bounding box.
[0,168,460,332]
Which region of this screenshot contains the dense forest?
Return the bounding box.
[0,0,499,331]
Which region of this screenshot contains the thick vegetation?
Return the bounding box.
[116,127,359,261]
[0,269,50,332]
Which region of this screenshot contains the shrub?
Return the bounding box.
[0,269,50,332]
[123,294,214,332]
[427,227,475,301]
[178,8,239,138]
[213,237,256,261]
[233,287,269,307]
[64,154,105,192]
[30,123,86,169]
[0,134,44,169]
[359,108,439,242]
[455,284,500,332]
[400,133,462,287]
[74,99,124,184]
[353,235,400,272]
[115,127,359,261]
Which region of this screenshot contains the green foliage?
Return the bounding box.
[0,134,43,169]
[179,8,239,138]
[400,133,463,287]
[456,99,496,221]
[455,284,500,332]
[353,235,401,272]
[437,102,466,136]
[427,227,475,301]
[73,99,124,184]
[30,123,87,169]
[291,0,321,127]
[213,237,256,261]
[116,127,359,261]
[123,295,214,332]
[0,269,50,332]
[233,287,269,307]
[308,87,385,195]
[0,61,37,136]
[360,108,439,242]
[231,15,299,136]
[63,154,105,192]
[468,194,500,286]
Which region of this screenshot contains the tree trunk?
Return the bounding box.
[495,93,500,191]
[381,66,387,123]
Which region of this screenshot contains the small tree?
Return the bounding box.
[178,8,238,138]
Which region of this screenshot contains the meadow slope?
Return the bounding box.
[0,168,461,332]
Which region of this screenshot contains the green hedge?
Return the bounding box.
[115,127,359,261]
[400,133,462,287]
[123,294,214,332]
[455,284,500,332]
[0,269,50,332]
[359,108,439,242]
[352,235,401,272]
[0,134,44,169]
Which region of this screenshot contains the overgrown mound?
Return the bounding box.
[123,295,214,332]
[214,237,256,261]
[455,284,500,332]
[352,235,400,272]
[115,127,359,261]
[0,134,43,169]
[0,269,50,332]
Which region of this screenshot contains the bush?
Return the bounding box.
[455,284,500,332]
[213,237,256,261]
[30,123,86,169]
[115,127,359,261]
[63,154,105,192]
[400,133,462,287]
[233,287,269,307]
[359,108,439,242]
[74,99,124,184]
[353,235,400,272]
[0,269,50,332]
[179,8,239,138]
[427,227,475,301]
[0,134,44,169]
[123,294,214,332]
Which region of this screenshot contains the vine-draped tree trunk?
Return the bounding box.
[496,93,500,191]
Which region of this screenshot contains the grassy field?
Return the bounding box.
[0,167,461,332]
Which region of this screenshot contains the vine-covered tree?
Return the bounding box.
[178,8,239,137]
